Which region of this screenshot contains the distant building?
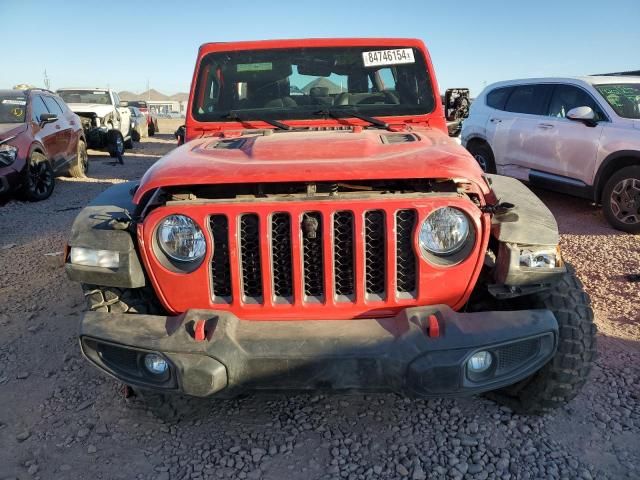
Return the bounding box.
[118,89,188,114]
[147,100,186,115]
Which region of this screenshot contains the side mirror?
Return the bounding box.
[444,88,470,122]
[567,106,597,126]
[39,113,58,125]
[119,101,129,107]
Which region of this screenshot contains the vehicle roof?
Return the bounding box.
[0,89,29,96]
[198,37,427,54]
[57,87,111,91]
[482,75,640,93]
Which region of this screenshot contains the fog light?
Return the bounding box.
[144,354,168,375]
[467,351,493,373]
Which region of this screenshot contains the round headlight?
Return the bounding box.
[157,214,206,262]
[419,207,470,256]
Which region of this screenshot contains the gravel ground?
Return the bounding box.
[0,123,638,479]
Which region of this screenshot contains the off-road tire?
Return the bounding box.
[466,141,496,174]
[124,136,134,149]
[148,122,155,136]
[487,265,597,414]
[131,129,141,142]
[67,139,88,178]
[107,130,125,164]
[82,284,162,314]
[601,166,640,234]
[23,151,55,201]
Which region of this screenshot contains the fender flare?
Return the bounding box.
[593,150,640,202]
[66,181,146,288]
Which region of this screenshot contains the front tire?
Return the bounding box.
[107,130,125,164]
[82,284,162,314]
[487,266,596,414]
[148,121,155,136]
[23,151,55,201]
[602,166,640,233]
[466,141,496,174]
[67,139,88,178]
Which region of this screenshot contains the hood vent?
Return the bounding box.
[212,138,247,150]
[380,133,420,144]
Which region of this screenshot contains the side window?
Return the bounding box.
[377,68,396,91]
[31,96,49,122]
[42,96,64,116]
[547,85,605,120]
[505,84,553,115]
[52,97,68,113]
[486,87,513,110]
[111,92,118,106]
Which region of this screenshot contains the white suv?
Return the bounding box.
[461,76,640,233]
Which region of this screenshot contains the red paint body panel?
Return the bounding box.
[133,128,489,204]
[138,197,491,320]
[132,38,494,321]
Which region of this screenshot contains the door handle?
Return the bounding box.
[55,125,61,130]
[538,123,554,129]
[490,118,502,123]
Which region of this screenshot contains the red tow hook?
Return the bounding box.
[194,319,207,342]
[427,314,440,338]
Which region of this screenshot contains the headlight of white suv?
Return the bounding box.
[419,207,470,256]
[157,215,206,262]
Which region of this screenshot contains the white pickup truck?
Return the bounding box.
[57,88,133,163]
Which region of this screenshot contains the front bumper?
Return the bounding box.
[80,305,558,398]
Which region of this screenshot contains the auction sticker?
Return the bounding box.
[1,99,26,105]
[362,49,415,67]
[237,62,273,72]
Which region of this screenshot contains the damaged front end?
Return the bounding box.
[76,112,111,150]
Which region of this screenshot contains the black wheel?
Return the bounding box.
[24,151,55,201]
[107,130,125,164]
[131,129,141,142]
[466,141,496,174]
[148,121,155,136]
[487,265,596,414]
[67,139,88,178]
[82,284,163,314]
[602,166,640,233]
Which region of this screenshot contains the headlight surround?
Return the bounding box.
[156,214,206,263]
[419,207,471,256]
[0,144,18,166]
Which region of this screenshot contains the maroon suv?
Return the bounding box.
[0,88,87,201]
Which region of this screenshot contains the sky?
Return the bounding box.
[1,0,638,97]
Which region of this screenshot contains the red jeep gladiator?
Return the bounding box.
[65,38,595,414]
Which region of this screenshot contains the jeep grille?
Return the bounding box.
[208,208,418,304]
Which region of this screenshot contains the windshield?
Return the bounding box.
[594,83,640,119]
[192,46,435,122]
[58,90,112,105]
[0,93,27,123]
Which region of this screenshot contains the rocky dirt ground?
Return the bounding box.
[0,121,638,480]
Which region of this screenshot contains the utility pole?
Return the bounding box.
[43,69,50,90]
[147,79,150,101]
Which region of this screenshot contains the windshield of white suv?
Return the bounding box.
[0,93,27,123]
[594,83,640,119]
[192,46,435,122]
[58,90,112,105]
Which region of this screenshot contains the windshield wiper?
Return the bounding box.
[314,109,391,130]
[221,110,293,131]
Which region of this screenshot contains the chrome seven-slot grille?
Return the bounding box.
[208,209,418,304]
